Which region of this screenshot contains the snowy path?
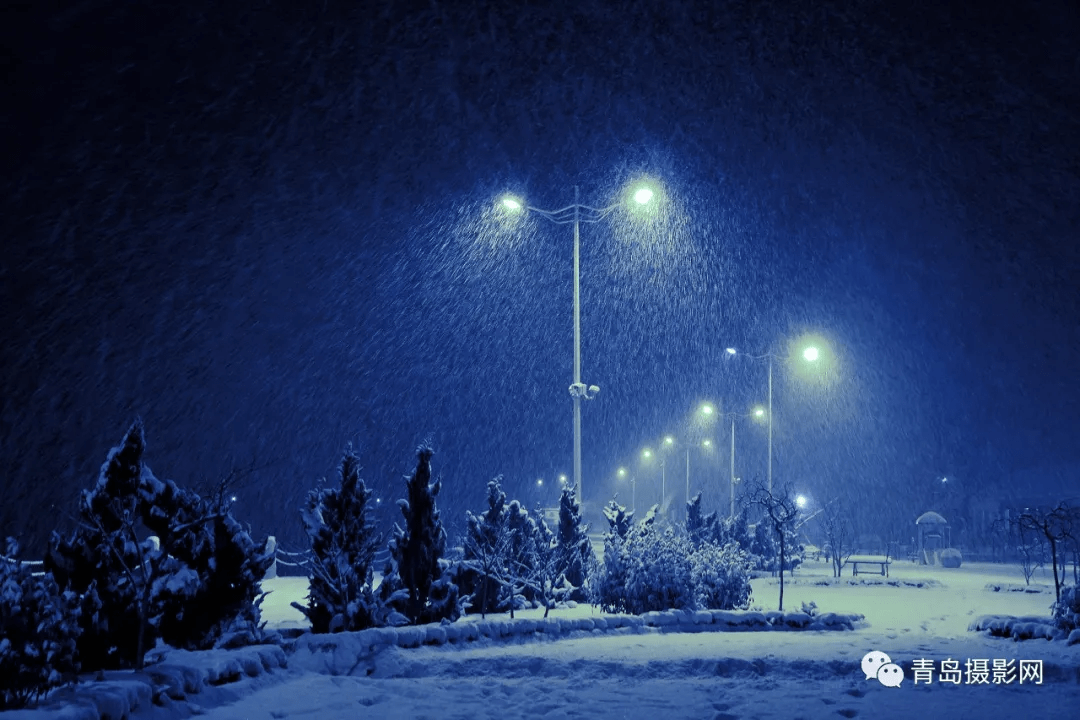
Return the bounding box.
[195,653,1080,720]
[208,563,1078,719]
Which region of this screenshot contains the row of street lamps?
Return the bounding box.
[499,181,831,521]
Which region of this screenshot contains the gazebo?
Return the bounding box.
[915,511,950,565]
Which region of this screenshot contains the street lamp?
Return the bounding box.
[725,343,825,493]
[500,184,656,513]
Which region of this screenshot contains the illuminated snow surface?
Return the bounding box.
[20,561,1080,719]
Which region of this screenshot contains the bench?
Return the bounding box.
[844,555,892,578]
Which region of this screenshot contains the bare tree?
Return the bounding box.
[747,481,800,611]
[995,513,1045,587]
[1015,503,1075,602]
[820,498,853,578]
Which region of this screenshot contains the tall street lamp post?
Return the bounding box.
[726,345,823,494]
[502,185,655,514]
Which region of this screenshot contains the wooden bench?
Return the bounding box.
[844,555,892,578]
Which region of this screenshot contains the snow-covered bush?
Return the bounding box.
[45,421,180,670]
[458,479,511,617]
[292,449,382,633]
[1,540,83,710]
[145,474,275,650]
[940,548,963,568]
[1052,584,1080,632]
[624,525,695,614]
[46,421,274,668]
[379,446,461,625]
[688,541,752,611]
[595,500,635,613]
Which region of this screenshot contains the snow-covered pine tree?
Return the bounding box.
[379,446,461,625]
[686,492,709,546]
[141,472,274,649]
[720,506,753,554]
[291,448,382,633]
[504,499,538,617]
[555,487,595,602]
[460,478,510,617]
[0,539,83,710]
[45,420,193,670]
[521,504,560,617]
[596,498,635,613]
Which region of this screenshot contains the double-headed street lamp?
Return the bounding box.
[725,343,825,493]
[501,184,656,513]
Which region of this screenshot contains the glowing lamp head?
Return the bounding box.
[725,347,737,355]
[664,436,674,446]
[501,196,523,211]
[796,495,808,509]
[633,187,654,205]
[803,346,820,362]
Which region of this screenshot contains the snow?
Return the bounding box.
[12,560,1080,719]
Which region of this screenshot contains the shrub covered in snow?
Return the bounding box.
[624,524,695,614]
[379,446,461,625]
[292,448,382,633]
[1052,584,1080,632]
[46,421,275,669]
[1,539,82,710]
[595,500,635,613]
[939,548,962,568]
[45,421,174,670]
[458,478,511,617]
[144,474,275,651]
[689,541,753,611]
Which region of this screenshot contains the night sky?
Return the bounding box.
[2,0,1078,554]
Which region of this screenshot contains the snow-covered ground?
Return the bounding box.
[14,559,1080,719]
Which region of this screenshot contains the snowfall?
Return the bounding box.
[8,559,1079,720]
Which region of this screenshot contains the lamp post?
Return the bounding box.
[725,344,823,494]
[501,185,655,514]
[664,433,715,520]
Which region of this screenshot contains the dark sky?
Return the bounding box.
[2,0,1078,553]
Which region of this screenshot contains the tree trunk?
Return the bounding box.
[1050,538,1061,602]
[778,535,786,612]
[481,573,488,619]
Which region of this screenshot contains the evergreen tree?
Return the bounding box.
[143,473,274,649]
[686,493,720,546]
[1,539,83,710]
[720,506,753,553]
[604,498,635,541]
[46,422,274,667]
[504,499,539,616]
[45,420,188,670]
[555,487,595,602]
[379,446,460,625]
[597,498,635,613]
[291,449,382,633]
[460,478,510,617]
[519,505,560,617]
